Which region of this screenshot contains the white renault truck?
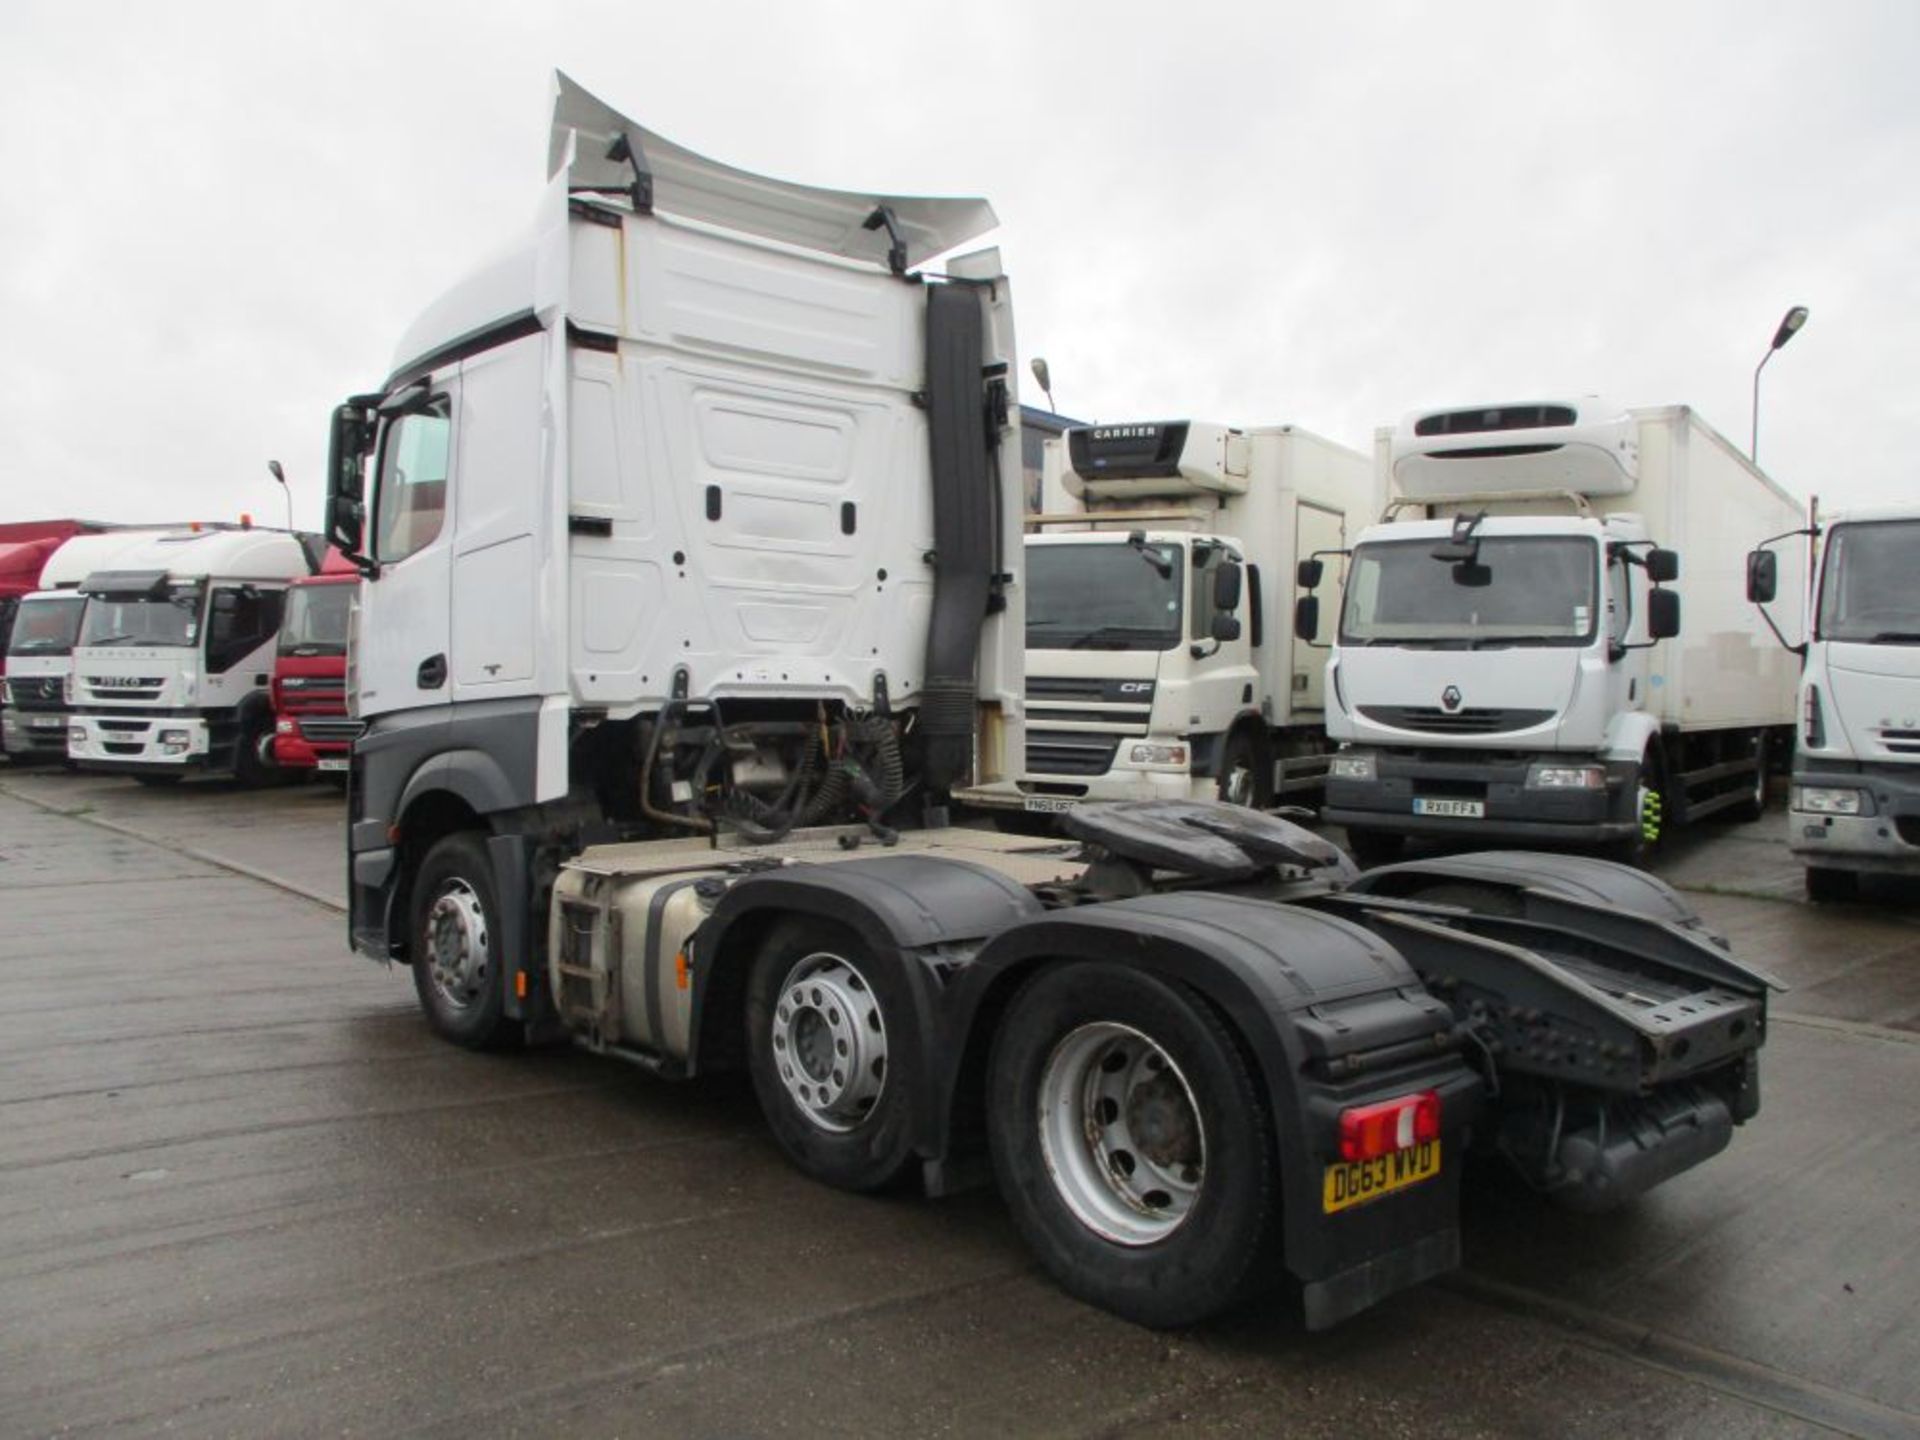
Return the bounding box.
[1747,505,1920,899]
[957,420,1366,818]
[327,78,1775,1334]
[3,531,168,761]
[67,526,315,785]
[1300,400,1805,866]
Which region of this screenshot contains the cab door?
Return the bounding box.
[1186,542,1258,735]
[355,379,457,720]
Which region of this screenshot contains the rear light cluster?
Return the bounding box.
[1338,1090,1440,1162]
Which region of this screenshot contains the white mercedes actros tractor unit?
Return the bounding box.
[1747,505,1920,900]
[1300,400,1804,866]
[327,78,1775,1334]
[956,420,1367,819]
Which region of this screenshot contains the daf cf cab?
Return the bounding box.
[1300,400,1804,866]
[67,527,315,785]
[957,420,1367,819]
[3,531,166,762]
[1748,506,1920,900]
[326,78,1777,1336]
[268,548,360,775]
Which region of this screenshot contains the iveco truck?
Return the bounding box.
[67,526,315,785]
[1301,400,1805,866]
[1748,506,1920,900]
[957,420,1366,818]
[328,77,1774,1334]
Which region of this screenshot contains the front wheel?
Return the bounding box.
[745,919,918,1192]
[1607,748,1668,867]
[1216,729,1273,809]
[410,832,516,1049]
[988,963,1279,1328]
[1731,732,1770,823]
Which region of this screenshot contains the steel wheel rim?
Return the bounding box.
[424,878,490,1011]
[1222,761,1254,807]
[1037,1021,1206,1246]
[771,952,887,1133]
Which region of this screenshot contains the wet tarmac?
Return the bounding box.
[2,768,1916,1437]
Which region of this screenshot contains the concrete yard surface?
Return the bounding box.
[2,773,1918,1437]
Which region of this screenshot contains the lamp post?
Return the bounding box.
[266,459,293,531]
[1751,305,1808,464]
[1030,356,1057,414]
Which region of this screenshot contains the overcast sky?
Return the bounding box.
[3,2,1914,529]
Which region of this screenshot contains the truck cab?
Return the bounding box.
[0,537,63,754]
[958,419,1364,819]
[1754,507,1920,898]
[3,531,164,762]
[268,550,360,774]
[67,527,315,783]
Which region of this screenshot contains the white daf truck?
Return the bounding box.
[67,526,316,785]
[956,420,1366,818]
[1747,505,1920,899]
[1300,400,1805,866]
[3,531,168,761]
[325,77,1776,1335]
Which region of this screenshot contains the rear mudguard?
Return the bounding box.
[695,859,1482,1328]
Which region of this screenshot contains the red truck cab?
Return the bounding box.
[269,551,359,773]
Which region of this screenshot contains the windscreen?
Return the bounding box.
[79,585,203,648]
[279,582,353,656]
[1025,541,1184,651]
[1341,536,1598,647]
[1818,519,1920,643]
[7,594,87,657]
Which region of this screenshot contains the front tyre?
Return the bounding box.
[1216,729,1273,809]
[410,832,516,1049]
[988,963,1279,1328]
[745,920,918,1192]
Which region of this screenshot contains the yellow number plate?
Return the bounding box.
[1322,1141,1442,1213]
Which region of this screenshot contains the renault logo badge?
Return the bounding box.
[1441,685,1462,712]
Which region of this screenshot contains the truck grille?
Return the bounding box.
[83,676,166,702]
[1357,705,1555,736]
[298,718,365,744]
[1878,728,1920,756]
[1025,731,1122,777]
[5,676,63,709]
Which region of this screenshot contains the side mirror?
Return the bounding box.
[1648,587,1681,641]
[1296,557,1324,590]
[1745,549,1778,605]
[1646,548,1680,584]
[1294,595,1321,641]
[1212,560,1243,612]
[325,402,373,558]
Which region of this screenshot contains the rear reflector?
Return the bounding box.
[1339,1091,1441,1162]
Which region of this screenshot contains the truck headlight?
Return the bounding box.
[1527,764,1604,789]
[160,729,192,745]
[1129,743,1188,766]
[1329,752,1376,781]
[276,717,295,734]
[1793,785,1865,816]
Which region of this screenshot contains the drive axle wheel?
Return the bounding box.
[410,832,515,1049]
[746,920,917,1192]
[988,963,1278,1328]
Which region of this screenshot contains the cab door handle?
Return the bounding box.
[417,654,447,689]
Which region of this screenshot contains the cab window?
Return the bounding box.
[373,402,452,565]
[206,587,286,673]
